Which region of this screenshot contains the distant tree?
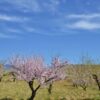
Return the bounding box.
[4,72,16,82]
[9,55,66,100]
[51,56,68,67]
[47,56,67,94]
[80,54,95,65]
[68,65,90,91]
[72,78,87,91]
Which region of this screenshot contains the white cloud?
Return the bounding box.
[66,20,100,30]
[44,0,60,12]
[0,14,26,22]
[2,0,62,13]
[15,0,41,12]
[24,27,36,32]
[67,13,100,19]
[7,28,23,34]
[2,0,42,12]
[0,33,16,39]
[65,13,100,30]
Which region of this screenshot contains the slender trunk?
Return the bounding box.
[92,74,100,90]
[73,83,78,88]
[48,83,52,94]
[13,77,16,82]
[28,90,36,100]
[12,72,16,82]
[0,77,2,82]
[28,81,41,100]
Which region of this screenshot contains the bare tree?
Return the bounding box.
[67,65,90,91]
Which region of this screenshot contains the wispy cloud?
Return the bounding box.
[20,24,77,36]
[6,28,24,34]
[67,13,100,19]
[65,13,100,30]
[2,0,42,13]
[0,14,28,39]
[1,0,40,12]
[0,33,17,39]
[66,20,100,30]
[42,0,61,13]
[1,0,62,13]
[1,0,100,37]
[0,14,28,22]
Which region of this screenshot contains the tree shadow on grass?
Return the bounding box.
[0,98,13,100]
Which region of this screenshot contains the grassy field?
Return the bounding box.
[0,65,100,100]
[0,80,100,100]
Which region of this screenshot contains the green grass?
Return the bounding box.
[0,80,100,100]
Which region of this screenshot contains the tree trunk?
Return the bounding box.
[28,81,41,100]
[28,90,36,100]
[48,83,52,94]
[0,77,2,82]
[92,74,100,90]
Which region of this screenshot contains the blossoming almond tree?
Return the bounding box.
[9,55,66,100]
[46,56,68,94]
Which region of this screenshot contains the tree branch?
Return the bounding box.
[35,85,41,92]
[28,81,34,91]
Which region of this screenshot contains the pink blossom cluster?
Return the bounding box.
[9,55,67,84]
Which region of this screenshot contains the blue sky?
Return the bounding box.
[0,0,100,64]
